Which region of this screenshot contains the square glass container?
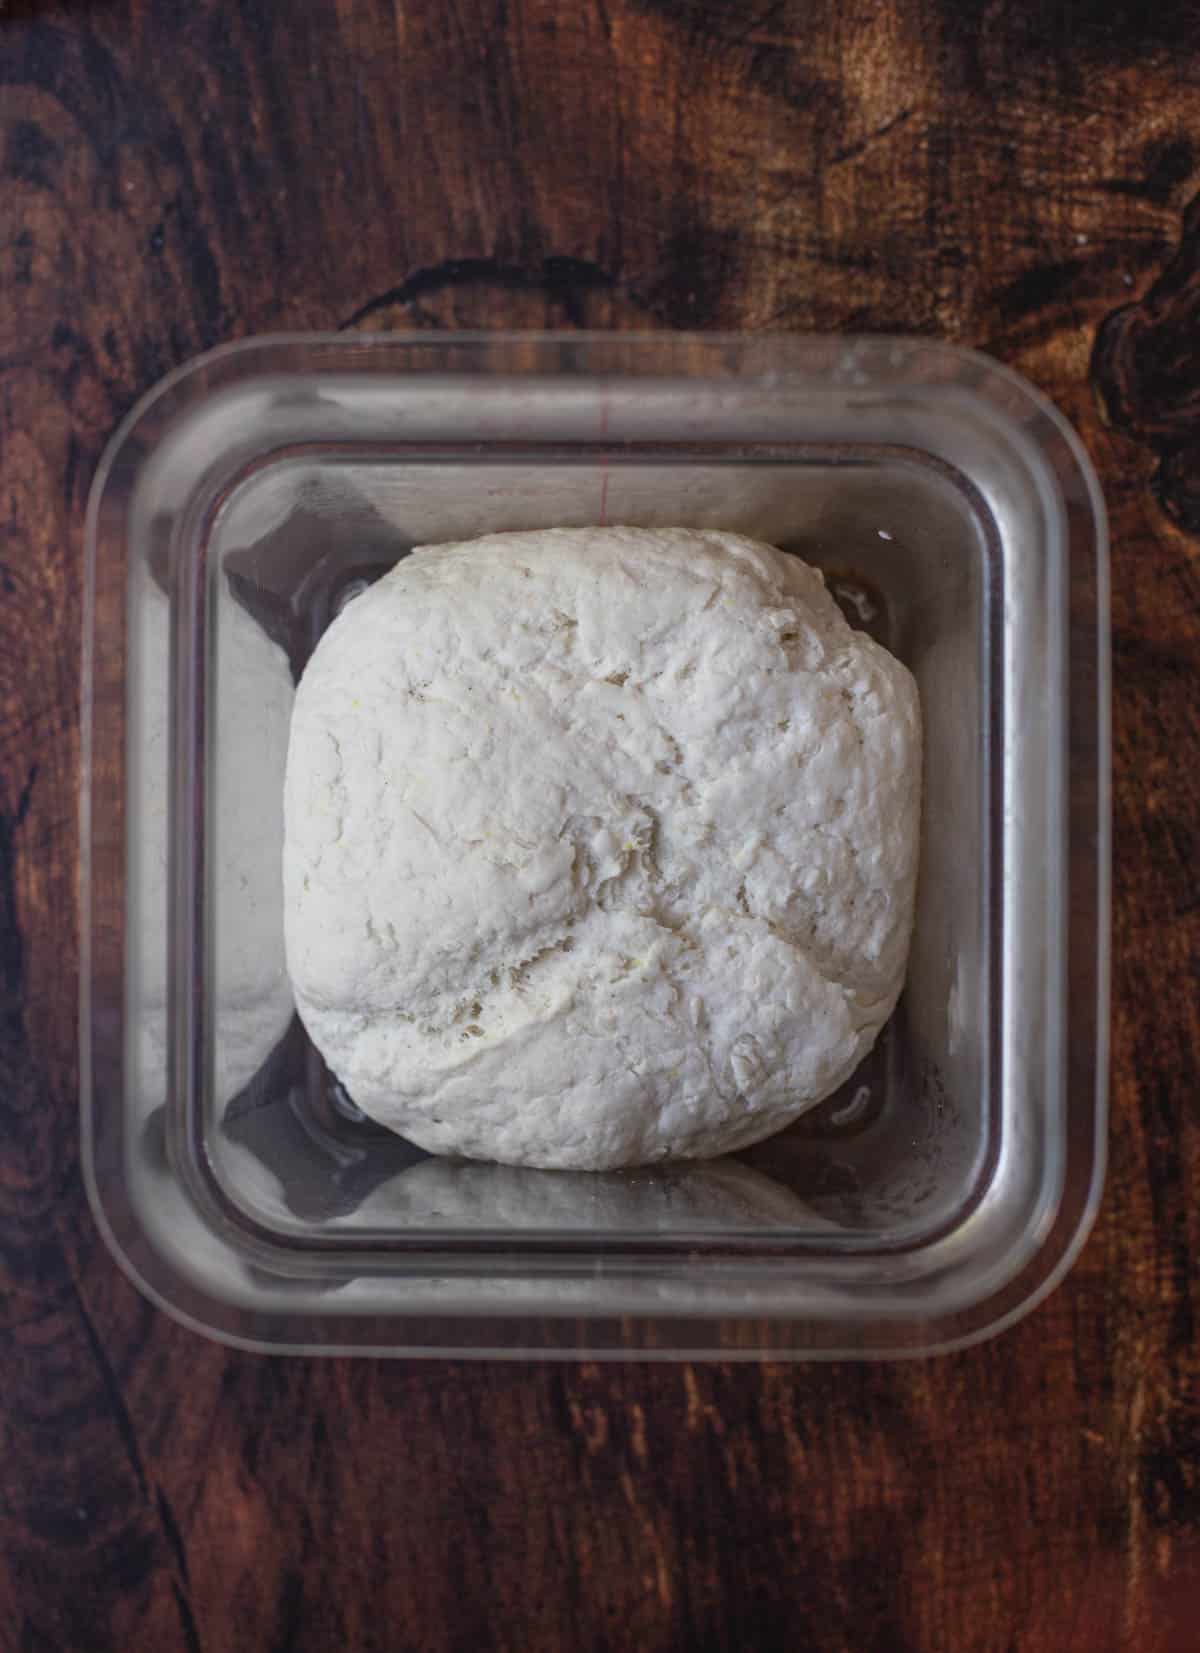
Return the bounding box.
[81,334,1109,1358]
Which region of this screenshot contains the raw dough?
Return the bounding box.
[284,528,920,1169]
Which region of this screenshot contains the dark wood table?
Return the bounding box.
[2,3,1198,1649]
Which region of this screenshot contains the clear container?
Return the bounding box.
[80,333,1109,1358]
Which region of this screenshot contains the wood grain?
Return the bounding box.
[2,1,1199,1649]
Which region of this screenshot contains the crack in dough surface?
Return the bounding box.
[284,528,921,1169]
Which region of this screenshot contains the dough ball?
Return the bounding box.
[284,528,920,1169]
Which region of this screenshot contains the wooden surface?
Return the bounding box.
[2,1,1199,1649]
